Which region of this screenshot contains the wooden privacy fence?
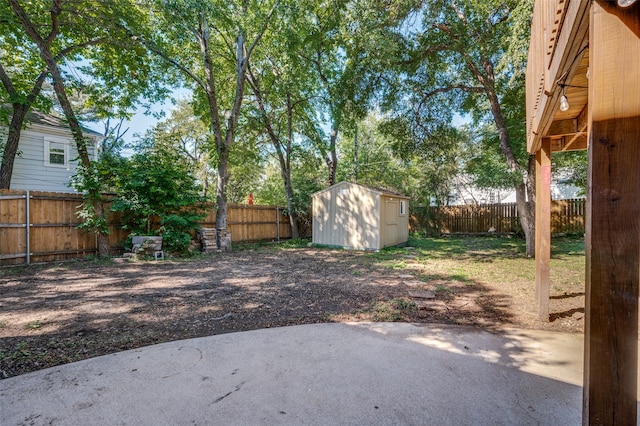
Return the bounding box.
[0,190,127,266]
[199,203,291,243]
[0,189,291,266]
[413,199,585,236]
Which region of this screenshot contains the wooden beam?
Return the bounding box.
[562,133,588,151]
[546,103,589,141]
[527,0,590,154]
[535,138,551,321]
[547,118,578,136]
[550,133,588,152]
[576,102,588,132]
[583,2,640,424]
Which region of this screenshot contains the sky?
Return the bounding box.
[84,87,192,151]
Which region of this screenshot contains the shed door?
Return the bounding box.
[384,200,399,246]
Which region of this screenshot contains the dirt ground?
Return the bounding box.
[0,244,584,379]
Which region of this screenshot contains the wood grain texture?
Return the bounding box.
[584,115,640,425]
[583,3,640,424]
[535,138,552,321]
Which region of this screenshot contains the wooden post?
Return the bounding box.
[583,2,640,424]
[25,190,30,265]
[535,138,551,321]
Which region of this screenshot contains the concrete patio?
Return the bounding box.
[0,322,627,425]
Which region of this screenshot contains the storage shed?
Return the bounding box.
[312,182,409,250]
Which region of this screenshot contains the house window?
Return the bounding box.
[45,139,68,167]
[400,200,406,216]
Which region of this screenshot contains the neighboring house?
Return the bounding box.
[445,174,583,206]
[312,181,410,251]
[500,177,584,203]
[1,110,101,192]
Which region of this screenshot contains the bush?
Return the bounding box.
[110,151,206,254]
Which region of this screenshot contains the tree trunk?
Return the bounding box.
[522,155,537,257]
[95,201,111,256]
[0,105,29,189]
[515,180,535,257]
[10,0,110,257]
[283,174,299,239]
[44,53,110,257]
[215,145,230,233]
[483,73,535,256]
[285,94,299,239]
[326,129,338,186]
[0,63,47,189]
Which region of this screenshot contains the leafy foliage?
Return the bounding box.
[109,148,206,253]
[255,150,324,219]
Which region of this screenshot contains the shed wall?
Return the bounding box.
[380,195,409,248]
[312,183,381,250]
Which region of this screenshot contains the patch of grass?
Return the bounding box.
[366,251,395,261]
[82,255,114,264]
[276,238,312,249]
[435,285,452,294]
[0,341,31,363]
[409,235,528,259]
[352,270,362,276]
[386,260,407,269]
[233,242,262,251]
[370,298,416,322]
[552,235,585,257]
[26,321,43,330]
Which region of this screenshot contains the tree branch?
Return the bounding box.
[45,0,62,45]
[246,0,280,58]
[8,0,47,48]
[0,63,17,95]
[396,43,452,66]
[132,33,205,90]
[54,37,110,61]
[420,84,485,100]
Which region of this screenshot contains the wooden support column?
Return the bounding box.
[535,137,551,321]
[583,2,640,424]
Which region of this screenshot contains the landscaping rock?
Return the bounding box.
[415,300,447,312]
[449,296,483,312]
[408,290,436,299]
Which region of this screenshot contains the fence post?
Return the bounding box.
[25,190,30,265]
[276,207,280,242]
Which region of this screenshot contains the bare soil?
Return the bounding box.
[0,243,584,379]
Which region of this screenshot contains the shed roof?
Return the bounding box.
[312,181,410,199]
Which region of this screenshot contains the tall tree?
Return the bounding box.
[394,0,536,255]
[5,0,165,254]
[297,0,418,186]
[244,3,325,238]
[141,99,263,203]
[0,0,72,188]
[6,0,107,253]
[137,0,281,249]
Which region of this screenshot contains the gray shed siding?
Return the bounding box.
[312,182,409,250]
[3,126,97,193]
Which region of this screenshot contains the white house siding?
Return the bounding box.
[2,125,98,193]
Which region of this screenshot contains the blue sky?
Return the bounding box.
[83,87,192,149]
